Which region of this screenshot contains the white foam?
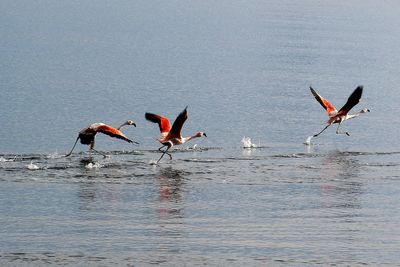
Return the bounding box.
[27,162,40,170]
[304,136,313,145]
[242,136,257,148]
[47,152,62,159]
[85,162,102,169]
[0,157,15,162]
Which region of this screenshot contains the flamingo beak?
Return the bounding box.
[203,133,207,137]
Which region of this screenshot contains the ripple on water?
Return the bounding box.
[0,146,400,266]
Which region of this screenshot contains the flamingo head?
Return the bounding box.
[117,120,137,130]
[124,120,137,127]
[196,132,207,138]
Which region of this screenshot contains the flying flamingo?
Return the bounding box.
[65,120,138,157]
[310,86,370,138]
[145,107,207,163]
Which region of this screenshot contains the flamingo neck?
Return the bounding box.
[160,133,202,146]
[346,114,359,120]
[182,134,201,144]
[117,122,128,130]
[347,109,368,120]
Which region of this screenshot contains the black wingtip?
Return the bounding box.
[145,112,154,121]
[352,86,363,98]
[310,87,318,97]
[126,138,139,145]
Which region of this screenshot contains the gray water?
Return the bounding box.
[1,0,400,266]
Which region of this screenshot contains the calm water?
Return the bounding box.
[1,0,400,266]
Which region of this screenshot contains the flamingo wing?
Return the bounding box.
[167,107,188,139]
[95,124,133,143]
[337,86,363,115]
[145,113,172,134]
[310,86,337,116]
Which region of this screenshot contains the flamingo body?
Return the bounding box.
[79,123,133,145]
[66,120,137,157]
[145,107,206,163]
[310,86,369,137]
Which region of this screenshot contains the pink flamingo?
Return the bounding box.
[310,86,370,137]
[145,107,207,163]
[65,120,137,157]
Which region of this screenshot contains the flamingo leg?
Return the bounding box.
[65,136,80,157]
[158,145,172,160]
[91,148,108,158]
[157,147,173,164]
[89,139,108,158]
[166,150,172,160]
[313,124,331,137]
[336,122,350,136]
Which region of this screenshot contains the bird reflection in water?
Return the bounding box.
[154,167,187,248]
[156,167,186,218]
[77,181,97,211]
[319,150,364,211]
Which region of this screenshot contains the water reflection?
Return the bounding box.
[242,148,255,157]
[304,143,313,154]
[309,150,366,262]
[155,167,185,217]
[77,181,97,211]
[154,167,187,254]
[319,150,364,210]
[316,148,365,254]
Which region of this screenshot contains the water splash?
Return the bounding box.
[46,152,62,159]
[304,136,313,145]
[242,136,257,148]
[85,162,102,169]
[0,157,14,162]
[27,162,40,170]
[190,144,197,150]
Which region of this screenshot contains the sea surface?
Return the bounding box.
[1,1,400,266]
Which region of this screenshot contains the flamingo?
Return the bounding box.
[310,86,370,138]
[65,120,138,157]
[145,107,207,163]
